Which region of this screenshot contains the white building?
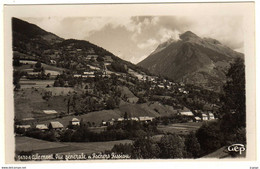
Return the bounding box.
[194,116,202,122]
[70,118,80,126]
[43,110,58,114]
[202,113,208,121]
[208,112,215,120]
[179,111,194,116]
[16,125,31,131]
[139,116,154,122]
[36,124,48,130]
[49,121,64,130]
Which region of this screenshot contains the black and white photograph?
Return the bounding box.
[2,2,256,163]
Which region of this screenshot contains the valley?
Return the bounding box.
[12,17,245,160]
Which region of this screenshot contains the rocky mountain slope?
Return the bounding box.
[138,31,244,91]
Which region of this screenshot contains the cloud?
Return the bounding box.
[21,15,244,64]
[137,38,158,49]
[185,15,244,51]
[158,28,180,43]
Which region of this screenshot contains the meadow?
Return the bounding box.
[16,136,132,155]
[157,122,204,135]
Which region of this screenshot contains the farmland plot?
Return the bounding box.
[158,122,204,135]
[15,136,132,155]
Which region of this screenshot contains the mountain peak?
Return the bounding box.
[138,30,243,91]
[180,31,199,40]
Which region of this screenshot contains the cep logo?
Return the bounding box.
[227,144,246,154]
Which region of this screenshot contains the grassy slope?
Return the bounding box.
[157,122,203,135]
[14,61,66,73]
[15,136,132,155]
[37,102,178,127]
[15,136,67,152]
[14,88,70,119]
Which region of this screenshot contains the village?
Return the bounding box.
[14,49,218,144]
[15,109,215,133]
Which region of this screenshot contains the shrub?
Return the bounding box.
[111,143,133,155]
[185,131,201,158]
[158,134,186,158]
[132,137,160,159]
[196,122,224,155]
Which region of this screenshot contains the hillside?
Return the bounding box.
[12,17,148,75]
[138,31,244,91]
[13,18,222,126]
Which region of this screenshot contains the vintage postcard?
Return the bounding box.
[3,2,256,163]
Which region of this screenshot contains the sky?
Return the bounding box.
[23,16,244,64]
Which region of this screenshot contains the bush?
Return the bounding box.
[25,129,57,142]
[132,137,160,159]
[111,143,133,155]
[196,122,224,155]
[158,134,186,158]
[185,131,201,158]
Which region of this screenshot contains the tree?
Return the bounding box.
[124,112,128,120]
[34,61,42,71]
[196,122,224,154]
[106,97,117,109]
[13,59,21,66]
[111,143,133,155]
[185,131,201,158]
[158,134,186,158]
[132,137,161,159]
[97,56,104,62]
[220,57,246,131]
[42,91,52,101]
[14,83,21,91]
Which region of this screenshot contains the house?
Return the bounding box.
[104,55,113,62]
[139,116,154,122]
[194,116,202,122]
[117,117,124,122]
[128,117,139,121]
[107,118,115,126]
[158,84,164,88]
[36,124,48,130]
[86,55,98,61]
[179,111,194,116]
[16,125,31,131]
[74,74,82,78]
[201,113,208,121]
[70,118,80,126]
[43,110,58,114]
[208,112,215,120]
[82,71,95,78]
[49,121,64,130]
[178,88,184,92]
[183,90,189,94]
[27,72,40,76]
[50,60,56,65]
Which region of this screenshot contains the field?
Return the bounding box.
[40,109,122,127]
[16,136,132,155]
[38,101,179,127]
[14,87,69,120]
[158,122,204,135]
[19,79,55,89]
[14,61,66,72]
